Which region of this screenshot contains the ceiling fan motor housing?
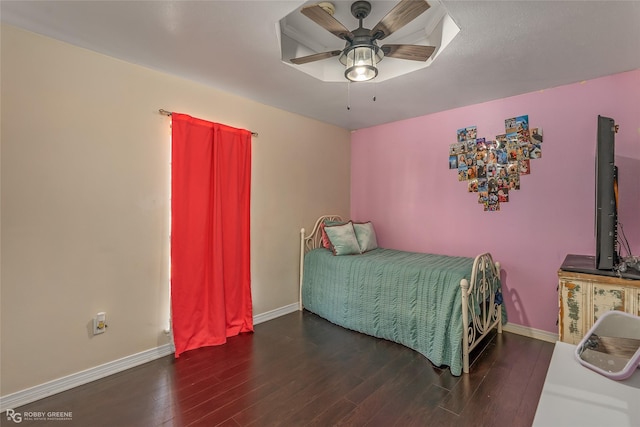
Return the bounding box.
[351,1,372,20]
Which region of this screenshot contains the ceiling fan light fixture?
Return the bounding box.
[287,0,438,82]
[343,44,382,82]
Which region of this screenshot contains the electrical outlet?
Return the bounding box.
[93,312,106,335]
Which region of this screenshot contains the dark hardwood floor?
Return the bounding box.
[4,311,554,427]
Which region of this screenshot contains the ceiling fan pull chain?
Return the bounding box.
[347,81,351,111]
[373,82,377,102]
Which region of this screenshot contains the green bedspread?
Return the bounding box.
[302,247,475,376]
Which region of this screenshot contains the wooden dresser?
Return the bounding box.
[558,254,640,344]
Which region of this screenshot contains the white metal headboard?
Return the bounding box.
[299,215,343,310]
[301,215,344,254]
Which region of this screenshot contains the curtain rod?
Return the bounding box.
[159,109,258,137]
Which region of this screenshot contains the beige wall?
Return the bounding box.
[0,25,350,396]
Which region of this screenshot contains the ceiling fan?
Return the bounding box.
[290,0,436,82]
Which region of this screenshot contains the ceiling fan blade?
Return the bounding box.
[290,50,342,65]
[371,0,431,40]
[301,4,354,40]
[382,44,435,61]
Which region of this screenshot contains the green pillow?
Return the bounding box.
[353,222,378,252]
[324,221,361,256]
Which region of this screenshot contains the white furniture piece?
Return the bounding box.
[533,341,640,427]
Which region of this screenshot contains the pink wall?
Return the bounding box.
[351,69,640,334]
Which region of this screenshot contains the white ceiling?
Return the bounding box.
[2,1,639,131]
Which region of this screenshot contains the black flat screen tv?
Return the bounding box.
[595,115,618,270]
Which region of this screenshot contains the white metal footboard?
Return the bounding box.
[460,253,503,373]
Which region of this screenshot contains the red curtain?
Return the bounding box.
[171,113,253,357]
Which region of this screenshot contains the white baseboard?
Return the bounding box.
[1,303,301,412]
[253,302,299,325]
[502,322,558,343]
[0,344,174,413]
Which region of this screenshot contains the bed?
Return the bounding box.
[298,215,504,375]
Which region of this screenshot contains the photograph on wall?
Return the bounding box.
[457,126,477,142]
[519,159,531,175]
[518,132,529,147]
[516,143,527,160]
[496,134,507,150]
[506,135,520,161]
[449,155,458,169]
[502,174,511,189]
[467,126,477,140]
[487,192,500,211]
[465,152,476,167]
[467,165,477,179]
[449,142,459,155]
[476,137,487,151]
[507,145,518,161]
[508,172,520,190]
[477,178,488,192]
[486,149,498,164]
[466,139,477,152]
[505,115,529,134]
[458,163,468,181]
[529,127,543,159]
[477,164,487,178]
[498,188,509,203]
[506,161,519,176]
[468,179,478,193]
[487,177,498,193]
[487,164,498,178]
[505,117,516,133]
[518,129,530,145]
[478,190,488,205]
[497,148,508,164]
[497,175,509,190]
[530,127,543,144]
[529,143,542,159]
